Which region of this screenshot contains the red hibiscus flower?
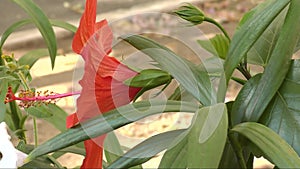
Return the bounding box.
[66,0,141,168]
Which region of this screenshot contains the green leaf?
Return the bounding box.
[25,104,68,132]
[0,80,8,122]
[125,69,172,88]
[231,122,300,168]
[25,100,198,162]
[187,103,227,168]
[121,34,215,105]
[247,9,286,66]
[25,105,53,118]
[159,132,188,168]
[12,0,57,69]
[108,129,185,169]
[104,132,124,164]
[0,19,32,49]
[159,103,228,168]
[49,19,77,33]
[42,104,68,132]
[260,59,300,155]
[0,19,75,53]
[231,74,262,126]
[197,34,229,59]
[236,0,300,122]
[18,49,49,68]
[224,0,289,82]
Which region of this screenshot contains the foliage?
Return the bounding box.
[1,0,300,168]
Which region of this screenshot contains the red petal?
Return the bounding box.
[95,56,141,112]
[81,139,104,169]
[72,0,97,54]
[66,113,79,128]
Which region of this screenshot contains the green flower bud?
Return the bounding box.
[174,3,205,25]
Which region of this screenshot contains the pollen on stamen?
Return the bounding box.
[5,87,61,108]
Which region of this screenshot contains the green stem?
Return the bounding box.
[9,101,26,142]
[46,155,64,168]
[228,133,247,169]
[205,17,231,41]
[17,71,30,90]
[33,117,38,147]
[237,64,252,80]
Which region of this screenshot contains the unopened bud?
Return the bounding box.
[174,3,205,25]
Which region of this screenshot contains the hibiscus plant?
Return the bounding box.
[1,0,300,168]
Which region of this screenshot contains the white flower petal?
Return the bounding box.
[0,122,28,168]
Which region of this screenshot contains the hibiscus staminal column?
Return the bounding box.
[5,87,81,108]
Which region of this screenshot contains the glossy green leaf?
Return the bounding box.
[121,34,215,105]
[0,80,8,122]
[197,34,229,59]
[260,59,300,155]
[18,49,49,68]
[187,103,227,168]
[159,103,228,168]
[12,0,57,69]
[237,0,300,122]
[231,122,300,168]
[25,100,198,162]
[224,0,289,82]
[0,19,32,49]
[108,129,186,169]
[231,74,261,126]
[49,19,77,33]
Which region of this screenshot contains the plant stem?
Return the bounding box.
[46,155,64,168]
[237,64,252,80]
[205,17,231,41]
[228,133,247,169]
[33,117,38,147]
[17,72,30,91]
[9,101,26,141]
